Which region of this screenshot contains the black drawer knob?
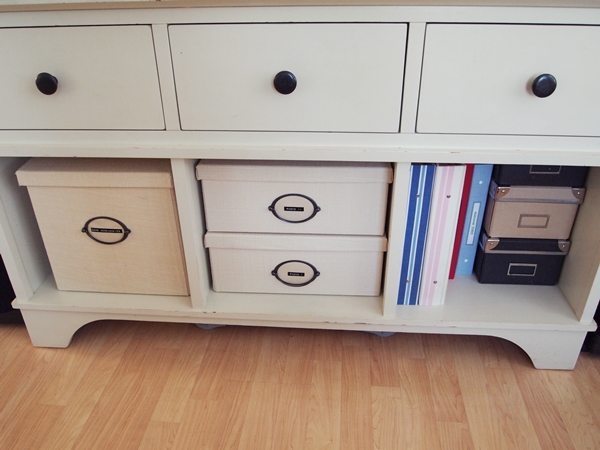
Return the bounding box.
[531,74,557,98]
[273,71,297,95]
[36,72,58,95]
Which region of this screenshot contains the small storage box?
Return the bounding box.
[483,181,585,239]
[204,232,387,296]
[492,165,588,187]
[16,158,189,296]
[196,160,393,236]
[474,232,569,285]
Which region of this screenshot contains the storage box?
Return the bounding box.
[204,232,387,296]
[16,158,189,296]
[474,232,569,285]
[492,164,588,187]
[196,160,393,236]
[483,181,585,239]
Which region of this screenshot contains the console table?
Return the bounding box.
[1,0,599,369]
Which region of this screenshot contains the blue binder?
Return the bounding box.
[454,164,494,275]
[398,164,436,305]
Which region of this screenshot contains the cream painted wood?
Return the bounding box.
[169,23,406,132]
[399,22,426,134]
[418,24,600,136]
[0,158,50,300]
[152,24,181,131]
[381,163,411,317]
[0,2,599,370]
[559,167,600,323]
[170,158,211,308]
[0,25,164,130]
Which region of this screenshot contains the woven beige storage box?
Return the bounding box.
[196,160,393,236]
[16,158,189,296]
[205,232,387,296]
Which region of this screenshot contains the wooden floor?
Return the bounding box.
[2,320,600,449]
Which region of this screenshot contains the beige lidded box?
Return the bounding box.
[196,160,393,236]
[16,158,189,296]
[205,232,387,296]
[483,181,585,240]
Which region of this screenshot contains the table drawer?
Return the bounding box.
[169,23,407,132]
[0,26,164,130]
[417,24,600,136]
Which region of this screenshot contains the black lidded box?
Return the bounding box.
[474,232,569,285]
[492,164,588,187]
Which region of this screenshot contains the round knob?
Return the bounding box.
[273,71,297,95]
[36,72,58,95]
[531,74,557,98]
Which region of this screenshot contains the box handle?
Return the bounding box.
[272,260,320,287]
[82,216,131,245]
[268,193,321,223]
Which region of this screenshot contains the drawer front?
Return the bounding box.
[0,26,164,130]
[169,23,407,132]
[417,24,600,136]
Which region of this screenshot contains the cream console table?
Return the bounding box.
[1,0,599,369]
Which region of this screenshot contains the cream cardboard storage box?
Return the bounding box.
[205,232,387,296]
[196,160,393,235]
[16,158,189,296]
[483,181,585,240]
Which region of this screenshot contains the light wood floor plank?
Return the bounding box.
[313,329,343,363]
[1,321,600,449]
[138,421,179,450]
[397,357,443,450]
[71,324,178,450]
[253,327,290,383]
[151,325,210,423]
[38,321,111,406]
[546,370,600,449]
[454,336,506,449]
[237,381,283,449]
[484,367,542,449]
[40,321,139,450]
[511,361,577,450]
[273,382,312,449]
[304,360,342,450]
[340,345,374,450]
[283,328,316,385]
[436,421,475,450]
[423,334,468,423]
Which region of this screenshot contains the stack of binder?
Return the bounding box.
[399,163,490,305]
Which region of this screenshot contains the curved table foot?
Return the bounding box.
[20,309,104,348]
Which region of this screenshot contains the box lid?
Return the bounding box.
[480,232,570,255]
[16,158,173,188]
[205,232,388,252]
[196,160,393,184]
[489,180,585,204]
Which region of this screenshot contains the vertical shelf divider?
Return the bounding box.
[382,162,411,317]
[171,158,210,309]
